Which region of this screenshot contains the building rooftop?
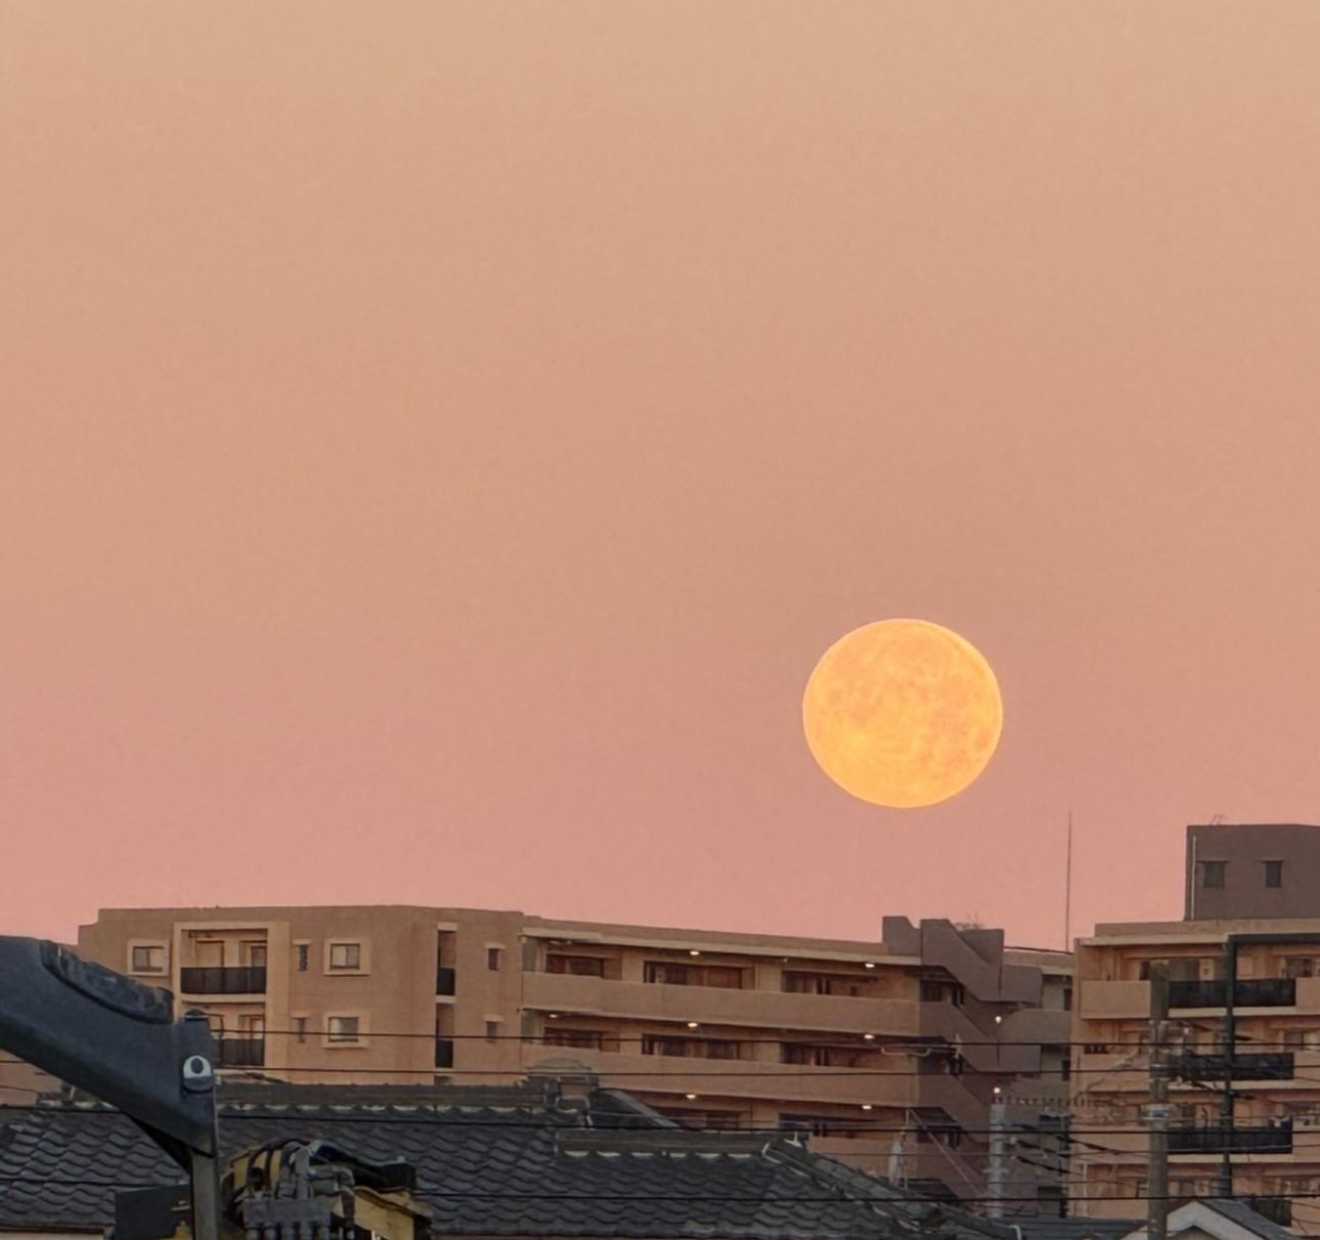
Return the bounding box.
[0,1081,1011,1240]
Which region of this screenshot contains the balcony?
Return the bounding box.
[1171,1052,1293,1083]
[1168,1123,1292,1155]
[1168,978,1296,1009]
[180,966,267,995]
[217,1038,264,1068]
[521,971,920,1037]
[436,967,456,996]
[521,1046,918,1109]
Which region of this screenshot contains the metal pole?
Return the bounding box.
[1064,811,1073,952]
[1219,941,1237,1199]
[1146,964,1170,1240]
[190,1150,222,1240]
[987,1099,1008,1220]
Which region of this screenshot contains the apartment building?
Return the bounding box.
[1069,825,1320,1234]
[72,905,1072,1211]
[1070,918,1320,1233]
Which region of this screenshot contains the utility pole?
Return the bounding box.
[1145,964,1171,1240]
[987,1095,1008,1220]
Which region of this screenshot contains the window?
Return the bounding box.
[1062,985,1073,1012]
[293,1016,308,1044]
[130,945,167,974]
[327,1015,362,1044]
[1283,957,1316,979]
[643,961,744,989]
[243,942,267,968]
[920,979,966,1004]
[641,1035,740,1060]
[296,944,309,972]
[485,1020,501,1043]
[487,947,503,971]
[783,971,874,997]
[546,954,605,977]
[545,1028,603,1050]
[328,942,362,971]
[1266,861,1284,888]
[1202,860,1226,888]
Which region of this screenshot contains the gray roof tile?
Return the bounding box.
[0,1088,1005,1240]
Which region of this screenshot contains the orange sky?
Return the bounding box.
[4,3,1320,948]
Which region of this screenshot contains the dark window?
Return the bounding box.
[920,979,965,1004]
[546,954,605,977]
[545,1028,603,1050]
[1266,860,1284,888]
[294,1016,307,1044]
[485,1020,500,1042]
[1283,957,1315,979]
[1062,985,1073,1012]
[641,1034,740,1060]
[1203,860,1226,888]
[644,961,743,989]
[1060,1056,1072,1081]
[487,947,502,971]
[296,944,309,972]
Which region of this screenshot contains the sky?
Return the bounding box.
[4,2,1320,950]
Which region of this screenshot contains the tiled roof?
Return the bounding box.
[0,1084,1005,1240]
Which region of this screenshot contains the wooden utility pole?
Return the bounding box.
[1145,965,1171,1240]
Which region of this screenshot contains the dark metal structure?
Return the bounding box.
[0,936,221,1240]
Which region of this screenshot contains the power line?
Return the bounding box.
[0,1173,1311,1208]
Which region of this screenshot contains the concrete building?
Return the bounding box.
[1186,824,1320,922]
[69,905,1073,1212]
[1071,917,1320,1234]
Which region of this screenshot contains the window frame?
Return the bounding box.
[324,940,369,975]
[1265,860,1284,889]
[323,1012,368,1047]
[1202,860,1227,889]
[128,941,169,976]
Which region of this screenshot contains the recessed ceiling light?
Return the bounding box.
[687,1021,700,1029]
[865,962,876,969]
[861,1104,873,1111]
[685,1093,698,1100]
[689,950,701,957]
[863,1034,876,1042]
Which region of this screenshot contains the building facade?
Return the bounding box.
[1186,824,1320,922]
[71,905,1072,1211]
[1071,918,1320,1235]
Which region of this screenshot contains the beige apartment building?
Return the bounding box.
[59,905,1072,1211]
[1072,825,1320,1236]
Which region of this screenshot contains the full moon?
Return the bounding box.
[802,619,1003,809]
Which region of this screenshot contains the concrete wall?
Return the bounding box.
[1186,823,1320,921]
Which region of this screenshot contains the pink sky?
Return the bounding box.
[4,3,1320,949]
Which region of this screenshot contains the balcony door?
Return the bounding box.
[196,940,224,967]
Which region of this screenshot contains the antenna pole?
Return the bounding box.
[1064,811,1074,951]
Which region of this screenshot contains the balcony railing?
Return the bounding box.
[1168,1123,1292,1155]
[1171,1052,1293,1082]
[180,966,267,995]
[436,967,456,996]
[1167,979,1296,1009]
[217,1038,265,1068]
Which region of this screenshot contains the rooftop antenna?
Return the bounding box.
[1064,811,1073,951]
